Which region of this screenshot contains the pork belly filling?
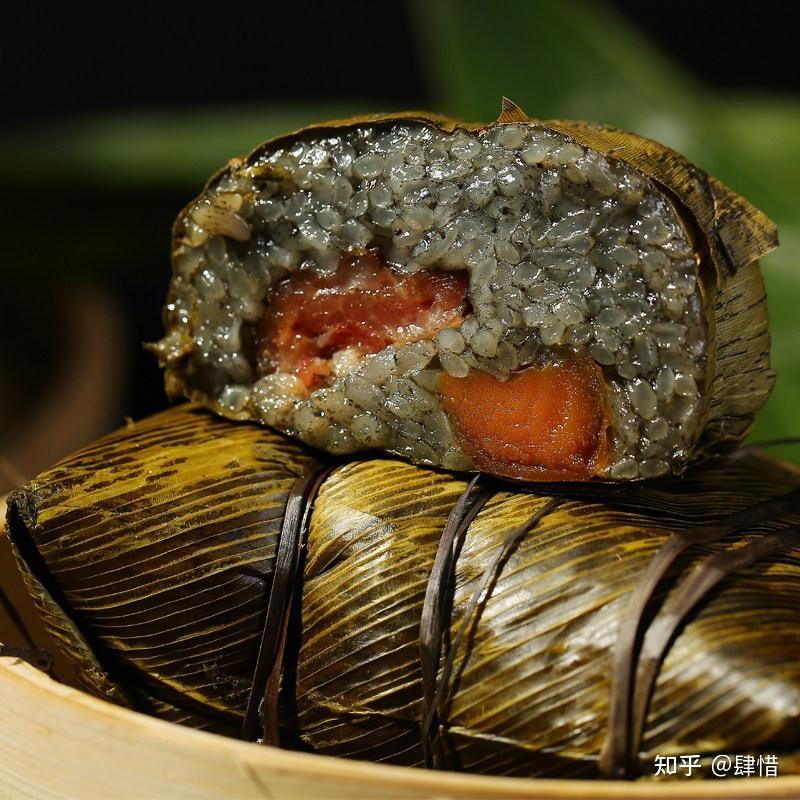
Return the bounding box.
[256,253,469,390]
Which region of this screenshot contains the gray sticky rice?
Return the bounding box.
[154,121,706,480]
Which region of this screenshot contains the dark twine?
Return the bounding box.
[419,476,494,767]
[600,487,800,779]
[242,461,333,744]
[57,436,787,771]
[627,524,800,762]
[245,463,798,774]
[419,488,565,770]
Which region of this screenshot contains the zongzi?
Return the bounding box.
[151,102,777,482]
[6,406,799,780]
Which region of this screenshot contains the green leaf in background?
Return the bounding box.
[0,104,357,189]
[411,0,800,462]
[411,0,702,126]
[0,105,358,283]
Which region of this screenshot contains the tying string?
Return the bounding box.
[420,487,565,770]
[600,487,800,778]
[419,476,494,767]
[242,461,334,743]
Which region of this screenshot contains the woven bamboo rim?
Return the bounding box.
[1,657,799,800]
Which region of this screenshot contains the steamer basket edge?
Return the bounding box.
[2,494,798,800]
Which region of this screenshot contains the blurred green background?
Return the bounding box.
[1,0,798,490]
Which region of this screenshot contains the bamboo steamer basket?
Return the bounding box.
[2,656,800,800]
[2,500,799,800]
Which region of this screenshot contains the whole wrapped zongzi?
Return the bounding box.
[151,101,777,482]
[6,406,799,780]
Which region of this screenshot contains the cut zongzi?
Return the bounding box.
[151,102,777,482]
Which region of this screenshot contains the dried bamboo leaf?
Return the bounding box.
[5,527,129,706]
[6,405,316,736]
[6,406,799,779]
[296,451,800,777]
